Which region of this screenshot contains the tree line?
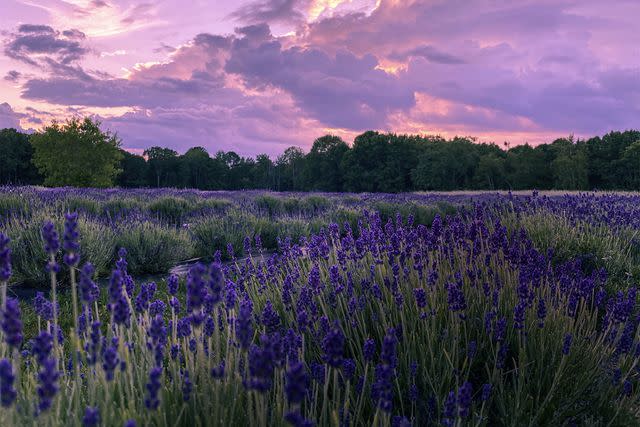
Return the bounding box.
[1,118,640,191]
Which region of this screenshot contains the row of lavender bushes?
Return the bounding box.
[0,202,639,425]
[0,187,460,286]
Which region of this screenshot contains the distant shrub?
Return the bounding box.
[61,197,100,216]
[114,221,193,275]
[101,197,144,219]
[148,197,195,224]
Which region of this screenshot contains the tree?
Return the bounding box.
[617,140,640,189]
[0,128,41,185]
[253,154,275,189]
[180,147,214,189]
[144,147,178,188]
[276,147,306,191]
[412,138,479,191]
[473,151,506,190]
[342,131,390,192]
[550,138,588,190]
[30,118,122,187]
[304,135,349,191]
[504,144,551,190]
[118,150,148,188]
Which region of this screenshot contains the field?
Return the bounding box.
[1,187,640,426]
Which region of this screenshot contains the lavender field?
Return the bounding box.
[1,188,640,426]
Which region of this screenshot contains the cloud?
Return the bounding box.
[6,0,640,154]
[13,0,161,37]
[390,45,466,65]
[225,25,414,129]
[4,24,89,67]
[229,0,308,25]
[121,3,156,25]
[0,103,24,130]
[3,70,21,82]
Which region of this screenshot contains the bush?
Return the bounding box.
[114,221,194,275]
[148,197,196,225]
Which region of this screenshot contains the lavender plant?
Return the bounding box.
[0,191,639,425]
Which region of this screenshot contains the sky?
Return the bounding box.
[1,0,639,156]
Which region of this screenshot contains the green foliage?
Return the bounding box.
[114,221,194,275]
[6,117,640,191]
[0,128,40,184]
[148,197,195,224]
[118,150,148,188]
[1,214,117,285]
[304,135,349,191]
[30,117,123,187]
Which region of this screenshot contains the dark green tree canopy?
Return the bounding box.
[30,118,122,188]
[0,128,40,185]
[3,122,640,191]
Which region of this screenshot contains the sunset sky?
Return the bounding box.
[1,0,639,156]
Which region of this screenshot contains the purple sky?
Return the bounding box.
[1,0,639,156]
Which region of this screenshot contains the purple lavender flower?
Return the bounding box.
[62,212,80,266]
[102,345,119,381]
[147,315,167,348]
[33,292,54,321]
[321,324,345,368]
[2,298,22,348]
[204,315,215,337]
[285,361,309,404]
[380,329,398,367]
[78,263,99,304]
[0,234,11,282]
[144,367,162,410]
[31,330,53,364]
[169,296,180,313]
[37,357,59,412]
[481,383,492,401]
[458,381,473,418]
[177,317,192,338]
[211,361,225,379]
[0,359,16,407]
[41,222,60,255]
[186,263,206,325]
[243,236,252,255]
[86,321,101,365]
[208,263,223,305]
[562,334,573,356]
[112,295,131,327]
[108,269,124,304]
[342,359,356,381]
[182,370,193,402]
[537,298,546,328]
[284,410,314,427]
[247,335,277,392]
[167,274,179,295]
[236,298,253,349]
[261,300,281,334]
[149,300,166,317]
[441,390,456,427]
[82,406,100,427]
[413,288,427,309]
[363,339,376,362]
[371,363,394,412]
